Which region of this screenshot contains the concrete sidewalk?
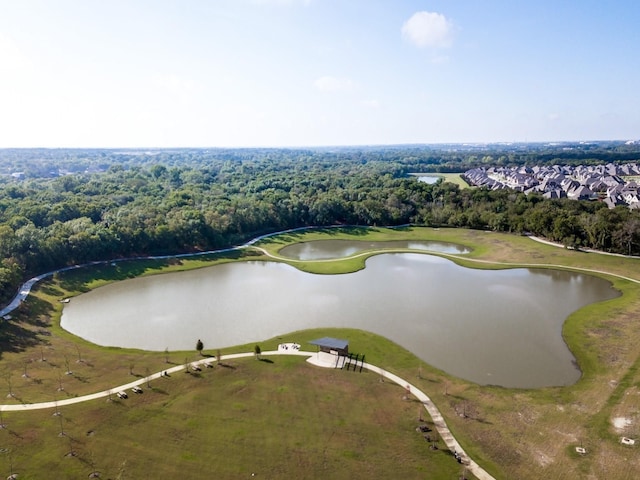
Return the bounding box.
[0,349,495,480]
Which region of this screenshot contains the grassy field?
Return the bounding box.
[1,226,640,479]
[0,336,470,479]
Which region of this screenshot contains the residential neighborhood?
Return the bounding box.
[462,163,640,209]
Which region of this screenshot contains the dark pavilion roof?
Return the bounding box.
[309,337,349,350]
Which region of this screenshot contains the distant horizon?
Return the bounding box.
[1,138,638,151]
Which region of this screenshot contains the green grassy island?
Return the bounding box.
[1,227,639,479]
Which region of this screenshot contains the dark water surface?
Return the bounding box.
[61,253,619,388]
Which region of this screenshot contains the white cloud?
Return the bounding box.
[401,11,454,49]
[548,113,560,121]
[313,75,354,92]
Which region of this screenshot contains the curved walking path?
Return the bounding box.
[362,361,494,480]
[0,349,495,480]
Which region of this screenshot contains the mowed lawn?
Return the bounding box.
[0,354,466,479]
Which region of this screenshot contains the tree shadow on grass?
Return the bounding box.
[0,296,55,360]
[38,283,66,297]
[265,226,373,245]
[149,387,169,395]
[56,259,174,294]
[0,322,41,359]
[318,226,370,237]
[72,375,89,384]
[56,249,249,294]
[258,358,274,364]
[390,225,413,232]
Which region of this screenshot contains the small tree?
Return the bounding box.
[76,345,84,363]
[164,347,170,364]
[254,344,261,360]
[64,355,73,376]
[196,339,204,356]
[5,373,14,398]
[216,349,222,365]
[57,371,64,392]
[58,413,65,436]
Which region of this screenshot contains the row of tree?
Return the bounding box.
[1,147,640,306]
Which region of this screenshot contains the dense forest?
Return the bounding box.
[1,142,640,306]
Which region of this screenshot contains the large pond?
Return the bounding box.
[61,250,619,388]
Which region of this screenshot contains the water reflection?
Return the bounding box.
[417,176,441,184]
[279,239,470,260]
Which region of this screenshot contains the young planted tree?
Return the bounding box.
[5,373,14,398]
[58,413,65,437]
[65,435,76,457]
[64,355,72,376]
[254,344,261,360]
[57,370,64,392]
[75,345,84,363]
[196,339,204,356]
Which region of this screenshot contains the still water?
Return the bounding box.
[279,239,470,259]
[61,253,618,388]
[415,175,441,184]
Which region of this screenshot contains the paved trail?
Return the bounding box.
[0,350,495,480]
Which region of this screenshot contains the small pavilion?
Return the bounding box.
[308,337,349,368]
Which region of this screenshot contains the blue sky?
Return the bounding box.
[0,0,638,148]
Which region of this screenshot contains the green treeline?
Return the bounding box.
[1,145,640,306]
